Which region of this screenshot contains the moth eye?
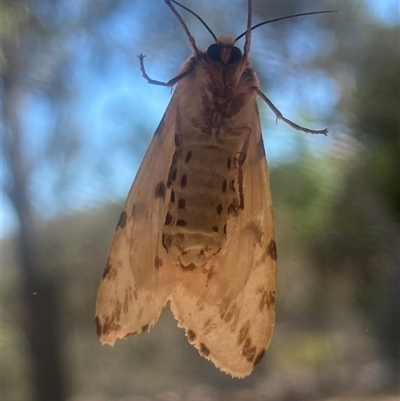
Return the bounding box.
[229,47,242,64]
[207,44,222,63]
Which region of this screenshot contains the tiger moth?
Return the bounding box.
[96,0,331,377]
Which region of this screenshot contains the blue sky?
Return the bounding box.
[1,0,398,237]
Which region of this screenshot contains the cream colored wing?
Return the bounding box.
[96,90,181,345]
[170,105,277,377]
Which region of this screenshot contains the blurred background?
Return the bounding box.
[1,0,399,400]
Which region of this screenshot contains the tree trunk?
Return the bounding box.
[4,75,69,401]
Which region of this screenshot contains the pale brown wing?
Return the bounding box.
[96,90,182,345]
[170,104,277,377]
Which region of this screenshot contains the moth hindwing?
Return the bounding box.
[96,0,328,378]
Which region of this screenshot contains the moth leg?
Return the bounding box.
[137,54,193,87]
[257,89,328,135]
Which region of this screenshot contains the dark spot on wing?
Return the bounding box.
[216,204,223,215]
[219,299,230,319]
[206,265,215,281]
[223,224,227,235]
[176,219,187,227]
[123,331,138,339]
[155,181,166,199]
[95,316,101,337]
[227,199,240,216]
[227,157,231,169]
[98,315,121,337]
[174,134,180,147]
[187,329,196,342]
[230,310,240,332]
[185,150,192,162]
[181,262,197,271]
[222,179,227,193]
[254,350,265,367]
[123,294,129,313]
[268,239,277,261]
[229,179,235,192]
[266,291,276,309]
[114,301,122,320]
[126,286,133,302]
[242,338,257,363]
[131,204,136,217]
[162,234,172,250]
[167,150,180,187]
[170,189,175,203]
[199,343,210,357]
[102,262,112,279]
[212,225,219,233]
[259,292,265,311]
[181,174,187,188]
[238,320,250,345]
[154,256,163,269]
[224,303,236,323]
[178,199,186,209]
[116,211,127,230]
[259,289,276,311]
[165,212,173,226]
[171,168,177,182]
[141,324,149,333]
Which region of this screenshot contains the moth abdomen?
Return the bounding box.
[163,140,246,269]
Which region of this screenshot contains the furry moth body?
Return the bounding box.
[96,0,329,377]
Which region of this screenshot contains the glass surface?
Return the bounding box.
[1,0,398,400]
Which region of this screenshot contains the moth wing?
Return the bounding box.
[96,91,181,345]
[170,104,277,377]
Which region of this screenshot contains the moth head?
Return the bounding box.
[207,36,243,65]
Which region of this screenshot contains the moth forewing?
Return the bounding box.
[95,92,180,345]
[96,0,327,377]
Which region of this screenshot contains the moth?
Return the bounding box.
[96,0,332,377]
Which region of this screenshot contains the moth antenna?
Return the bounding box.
[165,0,199,55]
[243,0,252,57]
[169,0,218,42]
[235,10,338,43]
